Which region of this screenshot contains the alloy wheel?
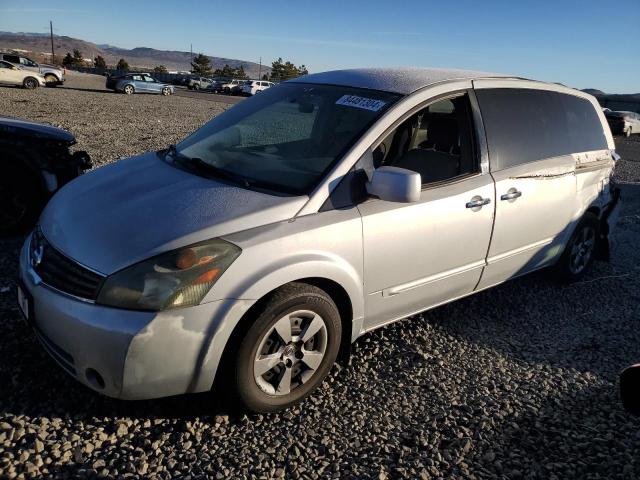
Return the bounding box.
[253,310,328,396]
[569,225,596,275]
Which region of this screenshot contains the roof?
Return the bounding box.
[290,67,511,95]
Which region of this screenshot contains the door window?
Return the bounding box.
[372,94,478,185]
[476,88,608,170]
[20,57,38,67]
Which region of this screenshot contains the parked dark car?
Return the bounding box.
[621,364,640,415]
[0,117,91,235]
[605,110,640,137]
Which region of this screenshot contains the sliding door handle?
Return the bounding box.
[500,189,522,201]
[466,197,491,209]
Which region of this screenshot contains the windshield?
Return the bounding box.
[175,83,400,195]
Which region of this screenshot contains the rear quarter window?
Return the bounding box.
[476,88,608,171]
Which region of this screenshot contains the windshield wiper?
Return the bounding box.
[189,157,253,188]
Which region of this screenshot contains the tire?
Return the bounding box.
[162,87,171,96]
[194,84,200,91]
[0,163,45,236]
[554,212,599,283]
[229,283,342,413]
[223,87,230,95]
[123,84,134,95]
[44,74,58,87]
[23,77,39,90]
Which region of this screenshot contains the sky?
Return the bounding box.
[1,0,638,93]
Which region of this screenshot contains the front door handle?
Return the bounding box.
[466,197,491,209]
[500,189,522,201]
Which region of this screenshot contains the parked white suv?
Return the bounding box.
[19,68,620,413]
[0,52,65,86]
[0,60,46,89]
[243,80,275,95]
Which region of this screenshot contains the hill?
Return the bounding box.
[0,32,270,78]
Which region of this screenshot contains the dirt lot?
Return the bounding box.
[1,73,640,479]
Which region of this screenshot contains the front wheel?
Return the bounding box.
[229,283,342,413]
[554,212,599,283]
[23,77,39,90]
[44,74,58,87]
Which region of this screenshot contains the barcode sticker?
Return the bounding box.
[335,95,386,112]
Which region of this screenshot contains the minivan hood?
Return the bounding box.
[39,152,308,274]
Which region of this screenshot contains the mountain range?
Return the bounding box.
[0,32,270,78]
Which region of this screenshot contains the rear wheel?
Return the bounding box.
[554,212,599,283]
[229,283,342,413]
[44,74,58,87]
[123,84,134,95]
[23,77,39,90]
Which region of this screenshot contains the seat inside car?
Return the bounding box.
[374,95,477,184]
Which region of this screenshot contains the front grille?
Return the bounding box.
[30,229,105,301]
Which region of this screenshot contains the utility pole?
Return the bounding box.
[50,21,55,64]
[258,56,262,80]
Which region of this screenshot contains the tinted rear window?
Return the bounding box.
[476,89,608,170]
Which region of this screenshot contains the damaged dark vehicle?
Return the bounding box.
[0,117,91,235]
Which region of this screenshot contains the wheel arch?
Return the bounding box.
[210,276,358,395]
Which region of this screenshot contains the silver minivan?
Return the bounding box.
[18,68,620,412]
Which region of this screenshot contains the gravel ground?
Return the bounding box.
[1,74,640,479]
[0,71,229,167]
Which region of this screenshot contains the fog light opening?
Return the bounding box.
[85,368,105,390]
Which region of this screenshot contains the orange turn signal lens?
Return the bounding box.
[194,268,221,284]
[176,249,197,270]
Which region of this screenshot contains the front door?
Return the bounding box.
[359,92,495,330]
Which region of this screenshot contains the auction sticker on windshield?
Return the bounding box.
[336,95,387,112]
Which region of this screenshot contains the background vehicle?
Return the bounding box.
[213,78,247,95]
[187,76,213,90]
[605,110,640,137]
[0,60,45,89]
[0,117,90,235]
[106,73,174,95]
[19,68,619,413]
[621,364,640,415]
[0,52,65,86]
[242,80,274,95]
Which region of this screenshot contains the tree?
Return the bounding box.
[116,58,129,71]
[191,53,212,76]
[270,58,308,82]
[261,73,269,81]
[62,52,74,67]
[153,65,168,73]
[212,64,248,79]
[236,65,248,79]
[72,49,83,64]
[94,55,107,69]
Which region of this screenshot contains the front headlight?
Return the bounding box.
[96,238,241,311]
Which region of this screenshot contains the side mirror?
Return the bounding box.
[620,364,640,415]
[366,166,421,203]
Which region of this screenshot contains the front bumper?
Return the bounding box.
[19,234,252,400]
